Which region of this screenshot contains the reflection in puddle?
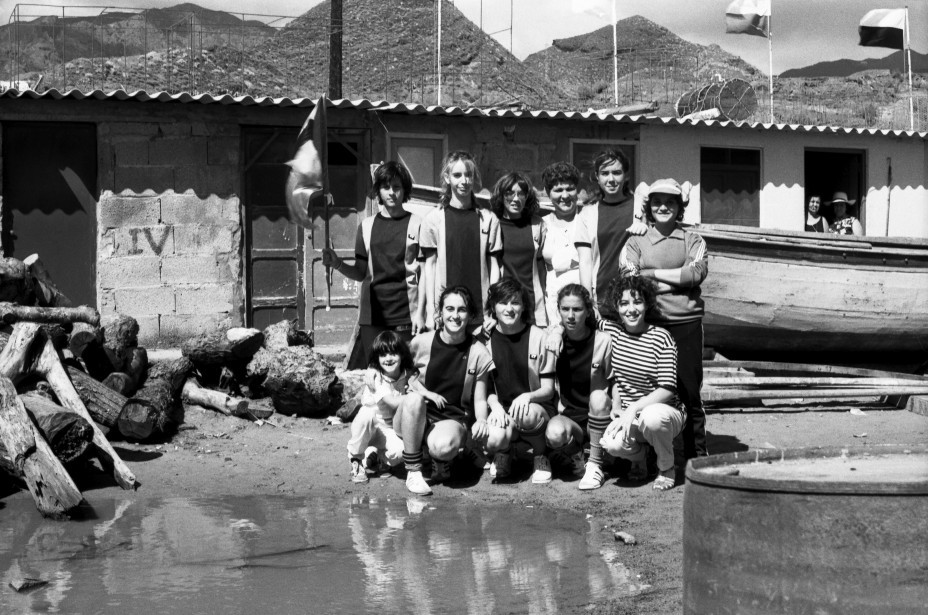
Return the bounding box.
[1,495,648,614]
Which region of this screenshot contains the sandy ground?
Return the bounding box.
[2,395,927,614]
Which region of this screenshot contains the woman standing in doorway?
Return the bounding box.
[804,195,828,232]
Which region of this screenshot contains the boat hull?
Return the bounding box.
[697,225,928,356]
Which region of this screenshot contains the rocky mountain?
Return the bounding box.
[781,50,928,78]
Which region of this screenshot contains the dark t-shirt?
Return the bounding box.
[424,333,471,422]
[355,212,411,326]
[556,329,595,420]
[500,217,541,322]
[444,207,483,308]
[596,196,634,296]
[489,326,531,408]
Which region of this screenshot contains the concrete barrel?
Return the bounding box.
[683,445,928,615]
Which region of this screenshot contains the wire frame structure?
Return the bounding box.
[675,78,757,121]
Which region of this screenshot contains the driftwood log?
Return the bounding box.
[24,254,72,308]
[66,365,129,428]
[20,393,93,464]
[263,319,312,350]
[181,328,265,365]
[182,378,248,416]
[0,324,137,489]
[0,303,99,327]
[0,377,83,516]
[247,346,339,417]
[68,323,102,358]
[120,357,192,441]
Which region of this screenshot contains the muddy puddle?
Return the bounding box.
[1,495,648,613]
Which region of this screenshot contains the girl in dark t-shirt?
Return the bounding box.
[489,172,548,326]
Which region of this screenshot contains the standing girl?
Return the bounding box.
[410,286,494,484]
[540,161,582,325]
[573,149,648,304]
[620,178,708,459]
[804,195,828,232]
[600,275,685,491]
[544,284,614,490]
[420,151,502,327]
[323,161,426,369]
[346,331,432,495]
[489,172,548,326]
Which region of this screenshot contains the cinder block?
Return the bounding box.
[98,289,117,315]
[110,225,175,257]
[207,165,238,197]
[114,286,175,316]
[99,196,161,228]
[149,138,207,166]
[159,314,232,344]
[174,285,234,314]
[487,145,537,174]
[161,255,220,284]
[108,122,160,137]
[207,137,239,165]
[173,223,237,255]
[114,140,149,166]
[220,197,241,222]
[161,193,230,224]
[156,121,192,137]
[134,316,160,346]
[115,166,174,194]
[98,256,161,289]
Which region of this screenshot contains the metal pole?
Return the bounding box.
[437,0,442,106]
[612,0,618,105]
[905,5,914,131]
[767,1,774,123]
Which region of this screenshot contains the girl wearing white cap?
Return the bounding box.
[619,178,709,460]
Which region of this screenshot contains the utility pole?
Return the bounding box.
[329,0,343,99]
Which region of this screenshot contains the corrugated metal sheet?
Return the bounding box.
[1,87,925,139]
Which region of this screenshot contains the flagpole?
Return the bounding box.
[768,0,774,123]
[612,0,618,105]
[905,5,914,131]
[437,0,442,106]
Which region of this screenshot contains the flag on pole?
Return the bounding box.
[725,0,770,38]
[858,9,905,50]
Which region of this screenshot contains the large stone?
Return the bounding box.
[247,346,339,417]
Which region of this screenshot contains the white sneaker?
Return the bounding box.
[350,458,368,484]
[405,470,433,495]
[490,452,512,479]
[363,446,380,475]
[531,455,553,484]
[578,462,605,491]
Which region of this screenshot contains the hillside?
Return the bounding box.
[781,50,928,78]
[524,15,764,112]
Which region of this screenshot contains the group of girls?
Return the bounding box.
[330,148,708,495]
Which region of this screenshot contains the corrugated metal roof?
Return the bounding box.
[2,87,925,139]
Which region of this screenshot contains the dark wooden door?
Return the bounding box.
[1,122,97,306]
[243,126,306,329]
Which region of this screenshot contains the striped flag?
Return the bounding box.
[859,9,905,50]
[725,0,770,38]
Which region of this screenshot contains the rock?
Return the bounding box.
[334,369,368,422]
[247,347,340,417]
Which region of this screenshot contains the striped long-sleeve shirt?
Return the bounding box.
[602,320,682,413]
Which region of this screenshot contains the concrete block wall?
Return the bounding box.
[98,118,243,347]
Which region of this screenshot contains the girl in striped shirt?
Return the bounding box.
[600,275,685,491]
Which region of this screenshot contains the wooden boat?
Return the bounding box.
[693,224,928,358]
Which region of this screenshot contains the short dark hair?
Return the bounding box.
[368,330,415,373]
[557,283,597,331]
[489,172,540,220]
[588,149,632,202]
[600,274,659,323]
[644,192,686,223]
[437,285,477,329]
[368,161,413,203]
[541,161,581,193]
[484,278,530,322]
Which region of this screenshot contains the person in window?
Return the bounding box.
[804,195,828,232]
[828,192,863,236]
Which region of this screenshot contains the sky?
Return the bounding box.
[3,0,927,73]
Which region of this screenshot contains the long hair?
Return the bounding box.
[436,285,477,330]
[368,160,413,204]
[367,330,415,374]
[542,161,581,194]
[484,278,530,322]
[587,149,632,203]
[600,274,659,324]
[439,150,481,208]
[557,283,597,332]
[489,172,540,220]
